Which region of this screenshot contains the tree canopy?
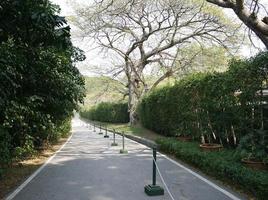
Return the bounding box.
[73,0,240,123]
[206,0,268,49]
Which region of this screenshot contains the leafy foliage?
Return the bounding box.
[0,0,85,162]
[81,102,129,123]
[139,52,268,160]
[0,127,12,166]
[238,129,268,163]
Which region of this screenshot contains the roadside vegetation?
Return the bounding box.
[80,102,129,123]
[0,0,85,195]
[1,0,267,199]
[81,52,268,199]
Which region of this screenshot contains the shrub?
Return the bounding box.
[0,1,85,156]
[80,102,129,123]
[237,129,268,163]
[13,134,36,161]
[50,118,72,143]
[139,52,268,147]
[156,138,268,200]
[0,127,12,166]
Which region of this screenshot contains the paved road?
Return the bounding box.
[7,117,246,200]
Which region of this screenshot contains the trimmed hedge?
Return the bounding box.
[80,102,129,123]
[139,52,268,146]
[156,138,268,200]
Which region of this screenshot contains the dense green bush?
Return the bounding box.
[80,102,129,123]
[237,129,268,163]
[157,138,268,200]
[50,118,72,143]
[0,0,85,162]
[0,127,12,166]
[139,52,268,147]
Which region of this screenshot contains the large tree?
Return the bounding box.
[73,0,239,124]
[0,0,85,148]
[206,0,268,49]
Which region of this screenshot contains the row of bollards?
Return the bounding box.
[90,123,127,154]
[85,121,163,196]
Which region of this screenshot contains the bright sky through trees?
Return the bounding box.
[51,0,268,76]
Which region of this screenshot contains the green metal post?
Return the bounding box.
[122,132,125,150]
[93,124,96,132]
[119,131,128,153]
[104,127,109,138]
[99,125,103,134]
[152,148,156,185]
[144,148,164,196]
[111,129,118,146]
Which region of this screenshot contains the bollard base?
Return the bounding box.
[111,143,118,146]
[119,149,128,154]
[104,135,109,138]
[144,185,164,196]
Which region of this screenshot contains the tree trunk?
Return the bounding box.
[129,108,138,125]
[128,93,139,125]
[128,93,137,125]
[128,75,139,125]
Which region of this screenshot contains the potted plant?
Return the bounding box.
[175,125,192,142]
[238,129,268,170]
[199,143,223,152]
[198,113,223,152]
[199,127,223,152]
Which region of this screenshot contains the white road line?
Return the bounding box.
[5,132,74,200]
[160,154,242,200]
[87,120,243,200]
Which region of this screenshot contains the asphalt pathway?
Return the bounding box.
[6,116,246,200]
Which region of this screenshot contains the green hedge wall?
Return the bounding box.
[80,102,129,123]
[139,52,268,146]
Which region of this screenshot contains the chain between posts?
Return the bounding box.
[83,121,173,198]
[152,156,175,200]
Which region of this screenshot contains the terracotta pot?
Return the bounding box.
[241,158,267,170]
[199,143,223,152]
[176,136,192,142]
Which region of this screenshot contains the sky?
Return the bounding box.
[51,0,101,76]
[51,0,267,76]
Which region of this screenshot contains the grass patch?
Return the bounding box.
[82,118,165,141]
[0,135,70,199]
